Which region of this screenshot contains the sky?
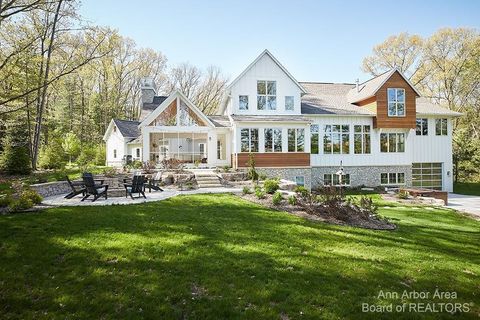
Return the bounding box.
[79,0,480,83]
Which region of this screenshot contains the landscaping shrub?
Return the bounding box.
[22,189,43,205]
[246,153,258,181]
[264,178,279,194]
[255,186,266,199]
[130,160,143,169]
[397,190,409,199]
[0,195,12,208]
[288,195,297,205]
[258,173,267,181]
[223,165,231,172]
[242,186,252,194]
[272,191,283,205]
[359,195,378,215]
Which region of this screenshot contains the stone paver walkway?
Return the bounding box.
[42,187,243,207]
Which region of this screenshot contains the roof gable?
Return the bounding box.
[102,119,140,141]
[227,49,306,94]
[139,90,214,128]
[347,68,422,104]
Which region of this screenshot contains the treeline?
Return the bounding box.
[362,28,480,182]
[0,0,227,173]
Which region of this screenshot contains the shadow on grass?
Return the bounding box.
[0,194,478,319]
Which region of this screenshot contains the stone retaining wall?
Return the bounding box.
[30,181,70,197]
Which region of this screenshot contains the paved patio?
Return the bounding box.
[42,187,243,207]
[447,193,480,219]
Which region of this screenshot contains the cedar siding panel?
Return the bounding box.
[374,71,417,129]
[236,153,310,168]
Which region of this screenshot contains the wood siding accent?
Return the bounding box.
[374,71,417,129]
[236,152,310,168]
[356,96,376,106]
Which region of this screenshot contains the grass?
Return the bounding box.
[0,194,479,319]
[454,182,480,196]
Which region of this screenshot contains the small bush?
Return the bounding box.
[288,195,297,205]
[359,195,378,215]
[22,189,43,205]
[258,173,267,181]
[242,186,252,194]
[130,160,143,169]
[247,153,258,182]
[255,187,266,199]
[223,165,231,172]
[264,178,280,194]
[272,191,283,205]
[8,196,33,212]
[0,195,13,208]
[397,190,409,199]
[294,186,309,197]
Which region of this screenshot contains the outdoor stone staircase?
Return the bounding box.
[195,173,223,188]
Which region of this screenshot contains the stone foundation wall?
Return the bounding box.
[311,165,412,189]
[256,168,312,189]
[30,181,70,197]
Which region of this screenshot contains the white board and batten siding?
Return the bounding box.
[105,127,127,167]
[228,53,302,116]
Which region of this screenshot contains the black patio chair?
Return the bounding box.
[64,176,86,199]
[81,173,109,202]
[124,175,147,199]
[147,171,164,192]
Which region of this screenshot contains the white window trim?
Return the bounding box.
[288,128,305,152]
[285,96,294,111]
[353,125,371,154]
[113,149,117,158]
[257,80,277,110]
[264,128,282,153]
[387,88,406,117]
[435,118,448,136]
[239,95,249,111]
[380,172,406,185]
[323,125,350,154]
[416,118,429,136]
[240,128,259,153]
[380,133,405,153]
[323,173,351,186]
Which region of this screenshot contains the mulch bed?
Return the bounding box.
[240,193,396,230]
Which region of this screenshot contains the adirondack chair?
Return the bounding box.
[64,176,86,199]
[147,171,164,192]
[81,173,109,202]
[124,175,147,199]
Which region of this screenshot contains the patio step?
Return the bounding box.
[195,174,223,188]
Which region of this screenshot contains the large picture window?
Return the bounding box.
[288,128,305,152]
[257,80,276,110]
[435,119,447,136]
[416,118,428,136]
[240,128,259,152]
[264,128,282,152]
[380,133,405,153]
[310,124,319,154]
[387,88,405,117]
[324,125,349,154]
[354,125,370,154]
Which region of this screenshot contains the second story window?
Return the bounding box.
[257,80,276,110]
[380,133,405,152]
[285,96,294,111]
[435,119,448,136]
[239,95,249,110]
[387,88,405,117]
[416,118,428,136]
[240,128,258,152]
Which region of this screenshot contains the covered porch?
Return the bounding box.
[149,131,208,164]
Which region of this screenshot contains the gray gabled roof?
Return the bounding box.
[113,119,140,138]
[300,82,375,116]
[416,98,462,116]
[142,95,168,111]
[207,115,231,127]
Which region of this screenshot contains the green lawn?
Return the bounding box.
[454,182,480,196]
[0,194,478,319]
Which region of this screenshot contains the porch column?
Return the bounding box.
[142,127,150,163]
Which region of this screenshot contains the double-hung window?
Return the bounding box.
[264,128,282,152]
[380,133,405,153]
[257,80,276,110]
[240,128,259,152]
[435,119,447,135]
[288,128,305,152]
[416,118,428,136]
[387,88,405,117]
[239,95,248,110]
[310,124,319,154]
[354,125,371,154]
[324,125,349,154]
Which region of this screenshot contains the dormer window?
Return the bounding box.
[239,95,249,110]
[387,88,405,117]
[257,80,276,110]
